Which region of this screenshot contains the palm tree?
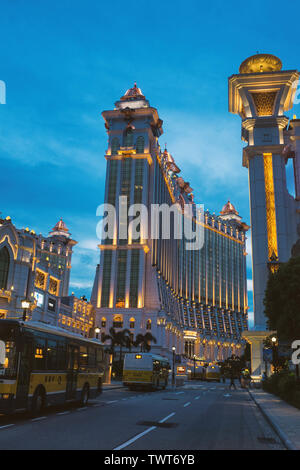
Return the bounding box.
[101,327,119,356]
[134,332,157,352]
[115,329,131,366]
[101,328,131,378]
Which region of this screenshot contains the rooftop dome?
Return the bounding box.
[121,82,145,101]
[49,218,70,238]
[239,54,282,74]
[220,201,239,216]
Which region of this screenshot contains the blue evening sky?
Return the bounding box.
[1,0,299,328]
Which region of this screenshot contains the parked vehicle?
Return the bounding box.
[0,319,106,415]
[123,352,169,390]
[205,364,221,382]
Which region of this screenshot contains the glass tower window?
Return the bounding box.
[0,247,9,290]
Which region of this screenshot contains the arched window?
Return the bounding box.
[123,128,133,148]
[146,319,152,330]
[129,317,135,329]
[101,317,106,328]
[111,137,120,155]
[0,247,9,290]
[136,136,145,153]
[113,315,123,328]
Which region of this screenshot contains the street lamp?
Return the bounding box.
[95,327,101,340]
[271,336,278,372]
[193,354,196,380]
[21,299,31,322]
[172,346,176,388]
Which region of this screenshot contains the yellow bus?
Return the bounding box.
[123,353,170,390]
[0,320,106,415]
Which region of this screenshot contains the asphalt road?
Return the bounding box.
[0,381,285,450]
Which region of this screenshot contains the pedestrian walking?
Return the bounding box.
[229,371,236,390]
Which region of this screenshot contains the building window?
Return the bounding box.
[129,317,135,329]
[101,317,106,328]
[129,249,140,307]
[116,250,127,307]
[49,277,59,296]
[111,137,120,155]
[35,269,47,290]
[0,247,9,290]
[146,319,151,330]
[136,136,145,153]
[113,315,123,328]
[123,128,133,147]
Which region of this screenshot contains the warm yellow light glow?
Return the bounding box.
[263,153,278,260]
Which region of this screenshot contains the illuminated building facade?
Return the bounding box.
[92,85,249,364]
[59,294,95,337]
[0,216,95,337]
[229,54,300,375]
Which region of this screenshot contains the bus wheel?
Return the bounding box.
[80,384,90,406]
[32,387,45,416]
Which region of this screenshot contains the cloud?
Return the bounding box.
[69,280,94,289]
[78,238,99,251]
[160,110,248,193]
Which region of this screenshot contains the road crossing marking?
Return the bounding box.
[175,391,184,395]
[57,411,70,416]
[31,416,47,421]
[114,426,157,450]
[114,410,176,450]
[0,424,15,430]
[183,402,191,407]
[159,412,176,423]
[107,400,118,404]
[195,396,200,400]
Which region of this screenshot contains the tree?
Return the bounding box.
[101,327,119,356]
[115,329,131,367]
[264,256,300,341]
[134,332,157,352]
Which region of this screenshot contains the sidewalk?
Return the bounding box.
[103,381,124,391]
[249,388,300,450]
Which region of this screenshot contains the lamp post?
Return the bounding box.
[271,336,278,372]
[95,327,101,340]
[21,299,31,322]
[172,346,176,388]
[193,354,196,380]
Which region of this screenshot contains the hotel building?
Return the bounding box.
[0,216,95,337]
[92,84,249,364]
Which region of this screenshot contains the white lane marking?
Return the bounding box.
[31,416,47,422]
[114,426,157,450]
[159,412,175,423]
[107,400,118,404]
[183,402,191,407]
[195,396,200,400]
[122,398,127,401]
[224,394,231,397]
[175,391,184,395]
[77,407,88,411]
[0,424,15,430]
[57,411,70,416]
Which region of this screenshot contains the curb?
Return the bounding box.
[102,384,124,391]
[249,389,298,450]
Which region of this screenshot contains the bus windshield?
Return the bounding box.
[0,339,17,379]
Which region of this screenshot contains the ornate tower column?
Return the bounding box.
[229,54,300,330]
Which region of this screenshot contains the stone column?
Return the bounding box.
[242,330,274,379]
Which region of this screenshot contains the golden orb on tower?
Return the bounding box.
[239,53,282,74]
